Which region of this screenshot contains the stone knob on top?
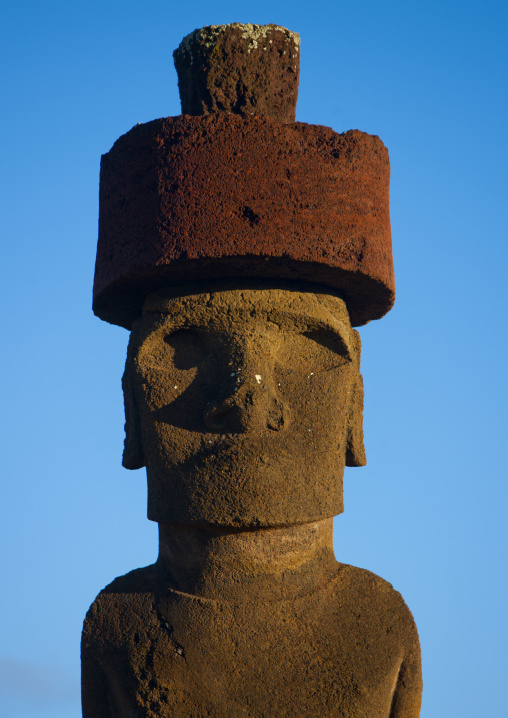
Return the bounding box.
[173,23,300,123]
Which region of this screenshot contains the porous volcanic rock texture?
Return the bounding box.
[82,562,422,717]
[122,287,366,525]
[173,24,300,123]
[93,113,394,329]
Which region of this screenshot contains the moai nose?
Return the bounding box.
[203,342,286,434]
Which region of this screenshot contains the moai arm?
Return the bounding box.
[81,592,128,718]
[388,588,423,718]
[390,636,423,717]
[81,655,111,718]
[81,566,165,718]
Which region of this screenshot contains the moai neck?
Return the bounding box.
[157,519,338,602]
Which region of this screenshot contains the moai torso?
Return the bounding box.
[83,24,422,718]
[83,562,420,717]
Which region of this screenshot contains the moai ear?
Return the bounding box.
[345,330,367,467]
[122,366,146,470]
[345,373,367,467]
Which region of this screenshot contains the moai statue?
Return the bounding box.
[82,24,422,718]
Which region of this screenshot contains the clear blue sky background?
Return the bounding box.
[1,1,506,716]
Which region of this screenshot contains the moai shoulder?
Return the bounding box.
[83,561,421,717]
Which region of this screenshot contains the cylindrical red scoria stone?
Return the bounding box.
[93,112,394,328]
[173,24,300,124]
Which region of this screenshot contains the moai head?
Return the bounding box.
[122,284,365,527]
[92,24,395,529]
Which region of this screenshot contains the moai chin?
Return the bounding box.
[82,23,422,717]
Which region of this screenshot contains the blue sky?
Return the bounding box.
[1,1,506,716]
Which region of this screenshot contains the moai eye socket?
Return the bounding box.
[278,327,352,373]
[164,328,208,370]
[301,330,352,363]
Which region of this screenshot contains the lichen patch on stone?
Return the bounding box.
[177,23,300,63]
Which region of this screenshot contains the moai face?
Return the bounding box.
[123,285,365,528]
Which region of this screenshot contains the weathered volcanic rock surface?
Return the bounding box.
[122,288,366,524]
[82,562,422,718]
[173,23,300,123]
[93,113,394,329]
